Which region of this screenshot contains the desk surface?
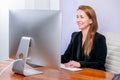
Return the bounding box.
[0,59,114,80]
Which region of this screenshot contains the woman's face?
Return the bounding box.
[76,9,92,30]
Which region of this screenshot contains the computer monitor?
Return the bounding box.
[9,10,61,69]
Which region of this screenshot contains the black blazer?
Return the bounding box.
[61,31,107,71]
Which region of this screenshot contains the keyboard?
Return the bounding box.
[60,64,82,71]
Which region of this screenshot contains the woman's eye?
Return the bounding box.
[76,15,79,18]
[80,16,84,18]
[76,15,84,19]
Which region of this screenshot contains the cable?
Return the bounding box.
[0,59,21,75]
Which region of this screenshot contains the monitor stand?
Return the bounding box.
[12,36,43,76]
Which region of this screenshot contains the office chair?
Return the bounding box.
[112,74,120,80]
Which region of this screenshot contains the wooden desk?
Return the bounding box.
[0,60,114,80]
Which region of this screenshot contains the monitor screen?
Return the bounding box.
[9,10,61,69]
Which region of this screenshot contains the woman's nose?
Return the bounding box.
[76,17,81,22]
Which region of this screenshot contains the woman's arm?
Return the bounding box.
[61,32,78,63]
[61,41,73,63]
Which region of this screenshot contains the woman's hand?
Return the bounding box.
[64,60,81,68]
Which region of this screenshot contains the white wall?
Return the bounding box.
[60,0,79,54]
[25,0,60,10]
[60,0,120,54]
[0,0,9,60]
[25,0,49,9]
[0,0,59,60]
[77,0,120,33]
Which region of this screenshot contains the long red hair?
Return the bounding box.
[78,5,98,56]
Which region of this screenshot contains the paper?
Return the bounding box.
[60,64,82,71]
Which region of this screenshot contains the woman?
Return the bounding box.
[61,5,107,71]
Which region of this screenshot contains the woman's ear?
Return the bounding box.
[89,19,93,24]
